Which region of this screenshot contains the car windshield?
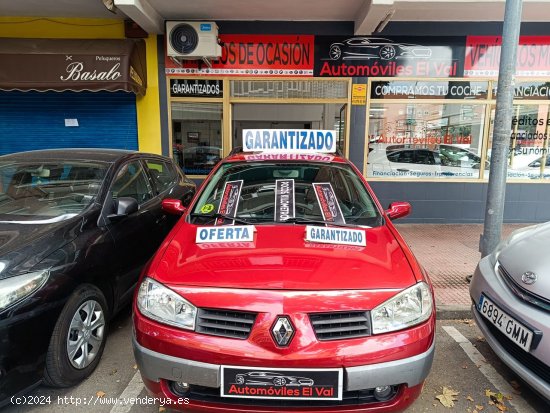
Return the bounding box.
[0,160,108,221]
[190,162,383,227]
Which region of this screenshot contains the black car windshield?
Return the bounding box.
[190,162,383,227]
[0,160,108,221]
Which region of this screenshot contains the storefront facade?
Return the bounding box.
[0,17,162,155]
[161,23,550,223]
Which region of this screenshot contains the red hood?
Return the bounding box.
[152,224,416,290]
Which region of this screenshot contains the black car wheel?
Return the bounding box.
[273,377,287,386]
[235,375,245,384]
[44,285,109,387]
[379,45,396,60]
[329,45,342,60]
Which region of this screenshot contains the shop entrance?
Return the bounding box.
[232,103,347,153]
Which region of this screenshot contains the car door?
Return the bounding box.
[104,160,158,307]
[142,158,181,244]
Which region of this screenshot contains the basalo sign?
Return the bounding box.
[242,129,336,153]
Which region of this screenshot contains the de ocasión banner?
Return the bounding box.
[165,34,313,76]
[164,34,550,78]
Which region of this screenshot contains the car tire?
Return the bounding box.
[273,377,286,386]
[329,45,342,60]
[379,45,396,60]
[44,284,109,387]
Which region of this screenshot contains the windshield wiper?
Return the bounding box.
[278,217,362,228]
[189,212,254,225]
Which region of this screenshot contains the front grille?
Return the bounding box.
[497,265,550,312]
[309,311,370,341]
[196,308,257,339]
[479,315,550,385]
[174,384,398,407]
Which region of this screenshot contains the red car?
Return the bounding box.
[133,133,435,412]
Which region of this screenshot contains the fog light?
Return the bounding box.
[171,381,190,396]
[373,385,393,401]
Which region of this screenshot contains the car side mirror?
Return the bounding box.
[385,202,411,220]
[107,197,138,222]
[162,198,186,215]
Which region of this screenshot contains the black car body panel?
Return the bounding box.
[0,149,196,404]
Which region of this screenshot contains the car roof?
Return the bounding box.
[222,151,349,165]
[0,148,164,163]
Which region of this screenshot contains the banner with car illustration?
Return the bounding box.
[314,36,466,77]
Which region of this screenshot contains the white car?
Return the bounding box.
[367,144,485,179]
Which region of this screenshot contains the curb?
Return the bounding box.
[436,304,472,320]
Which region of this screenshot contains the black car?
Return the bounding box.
[0,149,195,404]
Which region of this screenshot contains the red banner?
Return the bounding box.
[465,36,550,77]
[166,35,314,76]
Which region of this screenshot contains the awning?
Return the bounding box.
[0,38,147,96]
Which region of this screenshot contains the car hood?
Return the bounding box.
[498,223,550,299]
[0,216,82,279]
[153,224,416,290]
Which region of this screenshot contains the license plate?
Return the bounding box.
[221,366,343,401]
[478,294,533,351]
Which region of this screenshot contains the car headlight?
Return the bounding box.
[0,270,49,311]
[137,277,196,330]
[371,282,433,334]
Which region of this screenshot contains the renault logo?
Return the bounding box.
[521,271,537,285]
[271,316,294,347]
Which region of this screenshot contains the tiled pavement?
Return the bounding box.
[395,223,532,308]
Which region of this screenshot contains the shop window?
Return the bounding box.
[171,103,223,176]
[487,103,550,180]
[367,102,486,179]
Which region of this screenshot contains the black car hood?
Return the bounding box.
[0,215,83,279]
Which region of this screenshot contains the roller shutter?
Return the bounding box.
[0,91,138,155]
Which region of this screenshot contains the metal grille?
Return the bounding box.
[498,265,550,312]
[309,311,370,341]
[196,308,257,339]
[231,80,348,99]
[479,316,550,385]
[176,384,398,407]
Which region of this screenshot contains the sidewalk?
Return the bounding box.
[395,223,532,317]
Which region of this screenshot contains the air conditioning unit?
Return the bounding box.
[166,21,221,59]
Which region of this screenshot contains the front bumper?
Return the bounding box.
[134,336,433,412]
[469,256,550,400]
[134,337,434,390]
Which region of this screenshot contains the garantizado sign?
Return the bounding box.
[170,79,222,97]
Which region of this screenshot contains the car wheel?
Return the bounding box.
[273,377,287,386]
[329,45,342,60]
[379,45,396,60]
[44,284,109,387]
[235,375,245,384]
